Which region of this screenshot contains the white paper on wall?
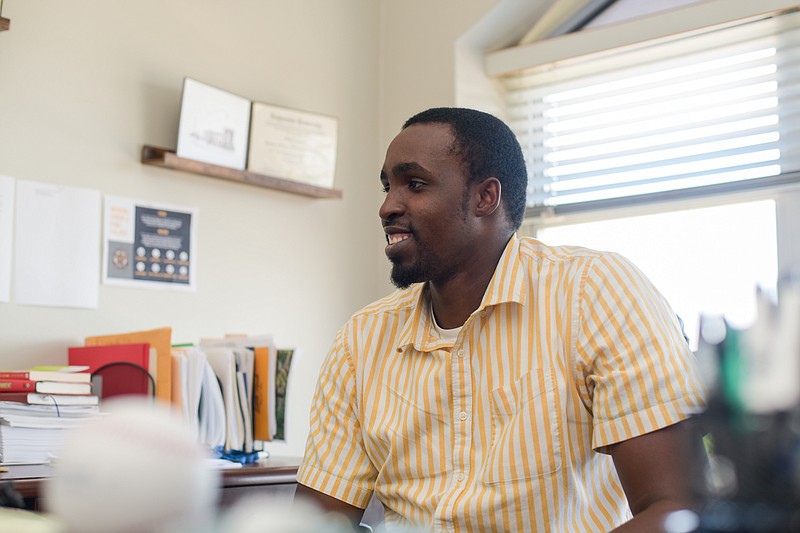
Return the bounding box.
[0,176,15,303]
[13,180,101,309]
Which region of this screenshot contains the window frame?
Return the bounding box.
[484,0,800,281]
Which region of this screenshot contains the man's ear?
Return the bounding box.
[475,177,502,218]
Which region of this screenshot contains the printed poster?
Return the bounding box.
[103,195,197,290]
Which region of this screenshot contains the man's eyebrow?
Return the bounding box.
[380,162,429,183]
[393,162,428,175]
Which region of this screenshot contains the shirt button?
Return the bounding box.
[455,472,465,482]
[457,349,465,358]
[458,411,468,421]
[480,310,487,317]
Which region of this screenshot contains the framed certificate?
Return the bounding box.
[247,102,338,189]
[176,78,251,170]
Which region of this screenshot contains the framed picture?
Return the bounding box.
[176,78,251,170]
[247,102,338,189]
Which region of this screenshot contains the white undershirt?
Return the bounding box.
[430,301,461,341]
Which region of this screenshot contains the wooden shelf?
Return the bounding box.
[141,145,343,199]
[0,17,10,31]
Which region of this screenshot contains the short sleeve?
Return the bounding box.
[575,252,706,452]
[296,325,377,508]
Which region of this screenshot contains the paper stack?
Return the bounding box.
[197,336,261,454]
[170,345,226,449]
[0,401,101,464]
[170,334,295,456]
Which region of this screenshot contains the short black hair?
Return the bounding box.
[403,107,528,229]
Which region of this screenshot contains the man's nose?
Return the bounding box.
[379,188,404,221]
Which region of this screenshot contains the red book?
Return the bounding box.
[0,392,99,406]
[0,379,34,392]
[0,369,91,383]
[0,379,91,395]
[68,343,153,399]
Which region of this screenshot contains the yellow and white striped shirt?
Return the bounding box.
[298,235,705,532]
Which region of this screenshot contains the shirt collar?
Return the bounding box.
[395,234,526,354]
[479,233,527,309]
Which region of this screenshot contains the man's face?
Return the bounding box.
[379,123,475,289]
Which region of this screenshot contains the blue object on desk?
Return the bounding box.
[212,446,260,465]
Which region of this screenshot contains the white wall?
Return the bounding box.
[373,0,506,293]
[0,0,559,458]
[377,0,500,149]
[0,0,380,456]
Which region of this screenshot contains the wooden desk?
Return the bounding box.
[0,457,301,511]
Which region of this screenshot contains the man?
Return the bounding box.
[295,107,705,532]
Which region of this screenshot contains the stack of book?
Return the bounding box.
[0,367,97,406]
[0,400,101,464]
[0,367,100,463]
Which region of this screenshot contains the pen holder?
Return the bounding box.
[689,401,800,532]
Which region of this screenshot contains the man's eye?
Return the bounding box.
[409,180,424,190]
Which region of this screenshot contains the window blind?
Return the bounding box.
[501,8,800,219]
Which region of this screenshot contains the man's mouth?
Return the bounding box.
[387,233,412,246]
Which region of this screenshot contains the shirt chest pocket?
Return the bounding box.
[483,367,563,484]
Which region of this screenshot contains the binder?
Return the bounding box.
[252,345,276,441]
[84,327,172,403]
[68,343,153,399]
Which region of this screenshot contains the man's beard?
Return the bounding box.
[390,242,436,289]
[388,241,440,290]
[389,259,426,289]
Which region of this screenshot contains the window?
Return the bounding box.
[500,8,800,217]
[486,2,800,338]
[533,201,778,349]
